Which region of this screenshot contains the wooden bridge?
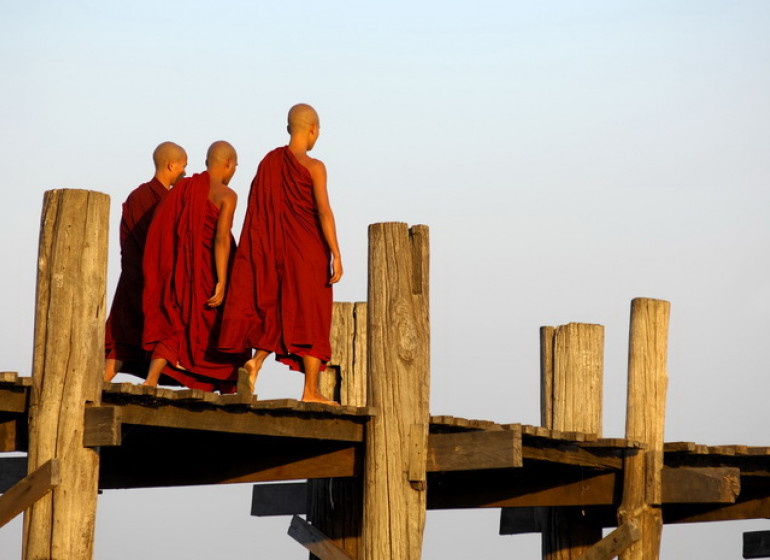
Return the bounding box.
[1,189,770,559]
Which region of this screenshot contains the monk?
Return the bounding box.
[219,104,342,404]
[104,142,187,382]
[142,140,248,392]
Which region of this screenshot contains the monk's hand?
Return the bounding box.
[207,282,225,308]
[329,257,343,285]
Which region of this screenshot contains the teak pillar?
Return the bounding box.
[618,298,670,560]
[23,190,109,560]
[362,223,430,560]
[540,323,605,559]
[307,301,368,559]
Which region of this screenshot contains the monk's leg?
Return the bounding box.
[104,358,123,382]
[300,355,339,405]
[144,357,167,387]
[240,349,269,395]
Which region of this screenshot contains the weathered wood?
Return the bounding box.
[0,459,59,529]
[540,326,555,428]
[576,521,640,560]
[308,301,367,560]
[428,429,523,472]
[618,298,670,560]
[83,405,122,447]
[24,189,109,560]
[289,515,355,560]
[115,402,365,442]
[744,530,770,559]
[252,482,308,516]
[363,223,429,560]
[541,323,605,560]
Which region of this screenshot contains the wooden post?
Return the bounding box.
[362,223,429,560]
[618,298,670,560]
[23,189,109,560]
[307,301,368,559]
[541,323,605,559]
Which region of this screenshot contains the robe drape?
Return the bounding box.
[143,171,245,392]
[105,177,168,376]
[219,146,332,371]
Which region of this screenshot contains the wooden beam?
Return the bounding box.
[24,189,109,560]
[662,467,740,503]
[0,459,59,529]
[115,402,364,442]
[83,405,122,447]
[576,521,640,560]
[428,429,522,472]
[618,298,670,560]
[363,223,430,560]
[288,515,355,560]
[744,530,770,559]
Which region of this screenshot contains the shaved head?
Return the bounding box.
[206,140,237,165]
[152,141,186,170]
[287,103,319,134]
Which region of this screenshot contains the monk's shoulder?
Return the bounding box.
[303,156,326,179]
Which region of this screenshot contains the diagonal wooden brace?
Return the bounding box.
[575,521,640,560]
[0,458,59,528]
[288,514,354,560]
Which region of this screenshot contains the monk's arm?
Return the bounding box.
[309,160,343,284]
[207,190,237,307]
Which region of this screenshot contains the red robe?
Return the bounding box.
[143,172,246,392]
[104,177,168,376]
[220,146,332,371]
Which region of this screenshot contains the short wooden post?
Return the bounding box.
[307,301,368,559]
[618,298,670,560]
[540,323,605,559]
[362,223,429,560]
[23,189,109,560]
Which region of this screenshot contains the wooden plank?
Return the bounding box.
[363,223,430,560]
[618,298,670,560]
[662,467,739,503]
[0,372,19,384]
[251,482,308,516]
[24,189,109,560]
[116,402,364,442]
[744,530,770,559]
[540,326,555,429]
[0,459,59,529]
[576,521,640,560]
[428,429,522,472]
[288,515,354,560]
[83,406,122,447]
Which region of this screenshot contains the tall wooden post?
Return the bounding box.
[307,301,368,559]
[23,189,109,560]
[362,223,429,560]
[618,298,670,560]
[540,323,604,559]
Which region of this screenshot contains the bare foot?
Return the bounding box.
[301,391,340,406]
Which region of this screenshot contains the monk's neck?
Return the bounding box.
[287,138,309,158]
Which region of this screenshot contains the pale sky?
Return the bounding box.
[1,1,769,558]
